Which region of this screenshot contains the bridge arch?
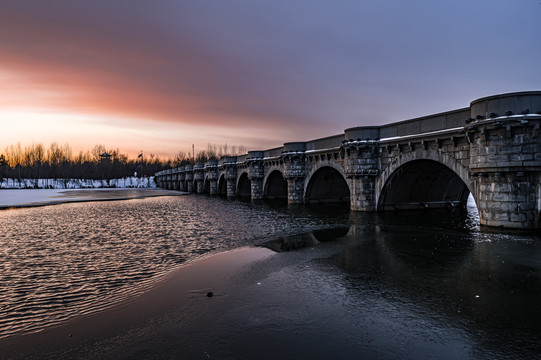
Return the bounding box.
[237,171,251,198]
[377,151,474,210]
[304,164,350,204]
[263,169,287,200]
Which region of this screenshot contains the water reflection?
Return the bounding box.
[261,226,350,252]
[258,217,540,358]
[317,226,541,359]
[0,192,539,359]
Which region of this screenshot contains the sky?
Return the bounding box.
[0,0,540,158]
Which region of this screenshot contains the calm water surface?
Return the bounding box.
[0,194,540,359]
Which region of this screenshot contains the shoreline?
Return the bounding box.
[0,188,187,210]
[0,246,276,359]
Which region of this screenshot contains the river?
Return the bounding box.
[0,194,539,359]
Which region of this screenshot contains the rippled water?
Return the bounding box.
[0,195,345,339]
[0,193,540,359]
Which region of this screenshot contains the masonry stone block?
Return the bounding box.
[153,91,541,229]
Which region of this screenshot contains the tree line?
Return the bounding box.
[0,142,247,184]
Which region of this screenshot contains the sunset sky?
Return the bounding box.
[1,0,540,158]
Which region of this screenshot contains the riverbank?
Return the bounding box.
[0,188,186,209]
[0,246,277,359]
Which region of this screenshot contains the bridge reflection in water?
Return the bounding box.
[156,91,541,230]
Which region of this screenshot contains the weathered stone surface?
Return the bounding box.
[155,91,541,229]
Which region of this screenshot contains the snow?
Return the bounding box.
[380,127,463,143]
[0,187,181,209]
[0,177,168,208]
[0,177,156,190]
[0,189,86,207]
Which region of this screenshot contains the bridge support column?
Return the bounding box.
[286,178,305,203]
[177,166,186,192]
[206,160,219,195]
[185,165,194,193]
[282,144,306,204]
[194,163,204,194]
[226,179,236,197]
[349,176,377,211]
[250,178,263,199]
[248,151,264,200]
[341,132,380,211]
[209,181,218,195]
[172,174,179,190]
[224,158,238,198]
[475,172,540,228]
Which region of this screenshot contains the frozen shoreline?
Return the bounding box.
[0,246,277,359]
[0,188,186,209]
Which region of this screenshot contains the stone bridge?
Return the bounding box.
[155,91,541,230]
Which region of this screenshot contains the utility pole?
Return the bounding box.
[192,144,195,164]
[140,150,144,177]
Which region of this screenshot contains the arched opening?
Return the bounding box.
[264,170,287,200]
[218,174,227,196]
[378,159,470,210]
[203,177,210,194]
[305,166,350,204]
[237,173,251,198]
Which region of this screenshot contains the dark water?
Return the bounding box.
[0,195,540,358]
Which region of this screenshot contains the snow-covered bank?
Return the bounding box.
[0,188,183,209]
[0,177,155,189]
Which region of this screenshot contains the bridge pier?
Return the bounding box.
[194,163,204,194]
[474,172,539,228]
[248,152,264,200]
[283,143,306,204]
[172,172,179,190]
[185,165,194,193]
[206,160,219,195]
[343,127,380,211]
[224,157,237,198]
[287,178,305,203]
[349,176,377,211]
[177,166,186,191]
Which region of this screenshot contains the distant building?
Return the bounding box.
[99,152,111,162]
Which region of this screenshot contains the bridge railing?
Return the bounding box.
[379,108,470,139]
[305,134,344,151]
[264,147,284,159]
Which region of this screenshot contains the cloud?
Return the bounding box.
[0,0,539,156]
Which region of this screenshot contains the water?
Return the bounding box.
[0,194,540,358]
